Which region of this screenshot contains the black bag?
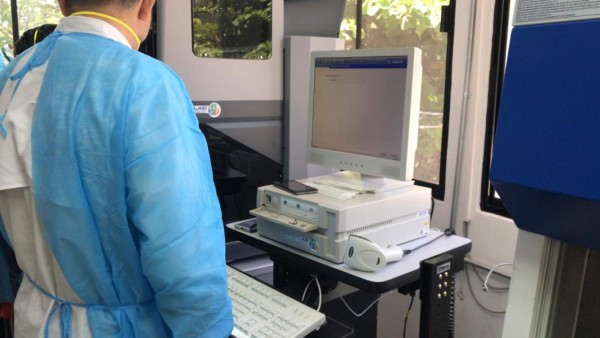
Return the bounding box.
[0,236,20,276]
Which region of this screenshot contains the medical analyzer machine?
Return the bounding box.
[251,48,431,264]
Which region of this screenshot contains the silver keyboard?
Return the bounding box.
[227,266,326,338]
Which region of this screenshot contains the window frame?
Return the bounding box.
[415,0,454,201]
[480,0,511,217]
[10,0,20,42]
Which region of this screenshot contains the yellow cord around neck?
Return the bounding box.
[70,11,141,47]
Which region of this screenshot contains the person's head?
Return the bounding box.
[57,0,155,46]
[14,24,57,56]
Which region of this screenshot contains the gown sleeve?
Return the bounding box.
[123,68,233,337]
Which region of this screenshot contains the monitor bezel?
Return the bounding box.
[306,48,422,182]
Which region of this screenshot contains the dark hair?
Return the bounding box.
[61,0,140,14]
[14,24,58,56]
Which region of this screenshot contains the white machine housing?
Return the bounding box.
[250,177,431,263]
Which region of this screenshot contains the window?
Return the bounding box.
[191,0,272,60]
[480,0,514,217]
[1,0,61,61]
[1,2,162,60]
[340,0,455,200]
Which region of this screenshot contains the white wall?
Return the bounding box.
[450,1,518,335]
[157,1,284,102]
[452,0,518,276]
[377,1,519,337]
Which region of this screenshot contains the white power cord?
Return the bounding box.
[482,262,513,292]
[301,275,323,311]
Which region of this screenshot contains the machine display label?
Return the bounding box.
[283,232,318,252]
[515,0,600,26]
[284,232,308,246]
[436,262,451,274]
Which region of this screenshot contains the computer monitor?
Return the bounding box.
[307,48,422,189]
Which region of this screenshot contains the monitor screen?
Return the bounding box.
[307,48,422,183]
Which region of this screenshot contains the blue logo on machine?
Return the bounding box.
[283,233,318,252]
[309,239,318,251]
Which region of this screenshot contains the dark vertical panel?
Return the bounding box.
[11,0,19,42]
[544,244,600,338]
[480,0,511,217]
[546,243,586,338]
[355,0,362,49]
[575,249,600,337]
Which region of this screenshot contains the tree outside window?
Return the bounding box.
[0,0,62,54]
[191,0,272,60]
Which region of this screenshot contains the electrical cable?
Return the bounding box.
[398,227,455,259]
[301,275,323,312]
[470,263,510,291]
[402,293,415,338]
[464,264,506,314]
[340,291,393,317]
[482,262,512,292]
[314,277,322,312]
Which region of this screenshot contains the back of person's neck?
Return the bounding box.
[68,8,140,49]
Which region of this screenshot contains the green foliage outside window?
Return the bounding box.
[191,0,272,60]
[0,0,62,53]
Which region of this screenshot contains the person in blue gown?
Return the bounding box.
[0,0,233,337]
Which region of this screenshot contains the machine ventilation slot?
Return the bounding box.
[348,218,396,235]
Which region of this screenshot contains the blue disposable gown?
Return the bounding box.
[0,16,233,337]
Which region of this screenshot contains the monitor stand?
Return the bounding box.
[307,171,414,193]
